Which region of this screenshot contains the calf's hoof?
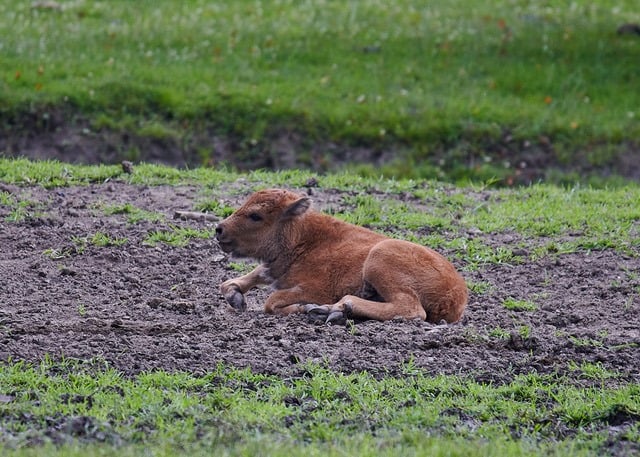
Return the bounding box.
[326,302,353,324]
[303,304,329,314]
[225,290,247,312]
[303,304,330,324]
[303,303,351,325]
[326,311,345,324]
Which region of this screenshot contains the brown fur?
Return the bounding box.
[215,189,468,323]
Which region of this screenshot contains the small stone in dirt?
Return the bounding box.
[617,23,640,35]
[65,416,93,436]
[0,394,14,403]
[84,318,104,327]
[0,183,18,194]
[147,297,166,309]
[304,177,319,188]
[288,353,302,364]
[170,301,196,313]
[211,253,226,263]
[59,267,77,276]
[279,338,292,348]
[121,160,134,174]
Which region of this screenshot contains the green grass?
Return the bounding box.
[228,260,258,274]
[144,225,217,247]
[502,297,538,312]
[194,199,236,218]
[41,232,126,259]
[489,326,511,339]
[462,185,640,239]
[0,190,41,222]
[1,1,639,180]
[88,232,128,247]
[101,202,165,224]
[0,358,638,457]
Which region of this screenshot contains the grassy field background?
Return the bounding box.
[2,0,640,455]
[1,0,639,181]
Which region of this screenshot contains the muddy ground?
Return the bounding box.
[0,180,639,386]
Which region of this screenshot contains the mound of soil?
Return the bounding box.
[1,181,639,384]
[3,111,640,184]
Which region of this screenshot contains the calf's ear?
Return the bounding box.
[282,197,311,220]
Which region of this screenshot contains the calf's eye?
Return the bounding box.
[248,213,262,222]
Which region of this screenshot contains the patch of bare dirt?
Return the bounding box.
[1,182,639,384]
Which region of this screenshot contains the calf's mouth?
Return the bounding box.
[216,239,234,253]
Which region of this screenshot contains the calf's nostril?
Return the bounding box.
[215,225,223,236]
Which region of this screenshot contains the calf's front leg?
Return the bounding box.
[220,264,271,311]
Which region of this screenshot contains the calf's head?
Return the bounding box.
[215,189,311,261]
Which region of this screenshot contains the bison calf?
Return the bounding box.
[215,189,467,323]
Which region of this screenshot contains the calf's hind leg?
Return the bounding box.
[307,243,428,322]
[307,239,466,323]
[325,289,427,322]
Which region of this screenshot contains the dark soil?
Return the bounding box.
[1,181,639,385]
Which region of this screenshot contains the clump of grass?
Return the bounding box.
[144,225,216,247]
[5,205,29,222]
[228,261,256,274]
[332,194,383,226]
[568,336,605,349]
[461,185,640,252]
[0,190,13,205]
[70,235,87,254]
[102,202,165,224]
[0,159,122,188]
[518,325,532,339]
[568,361,620,382]
[502,297,538,312]
[0,191,39,222]
[489,327,511,339]
[42,232,126,259]
[42,247,73,260]
[194,200,235,218]
[89,231,128,247]
[468,281,493,295]
[42,235,87,259]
